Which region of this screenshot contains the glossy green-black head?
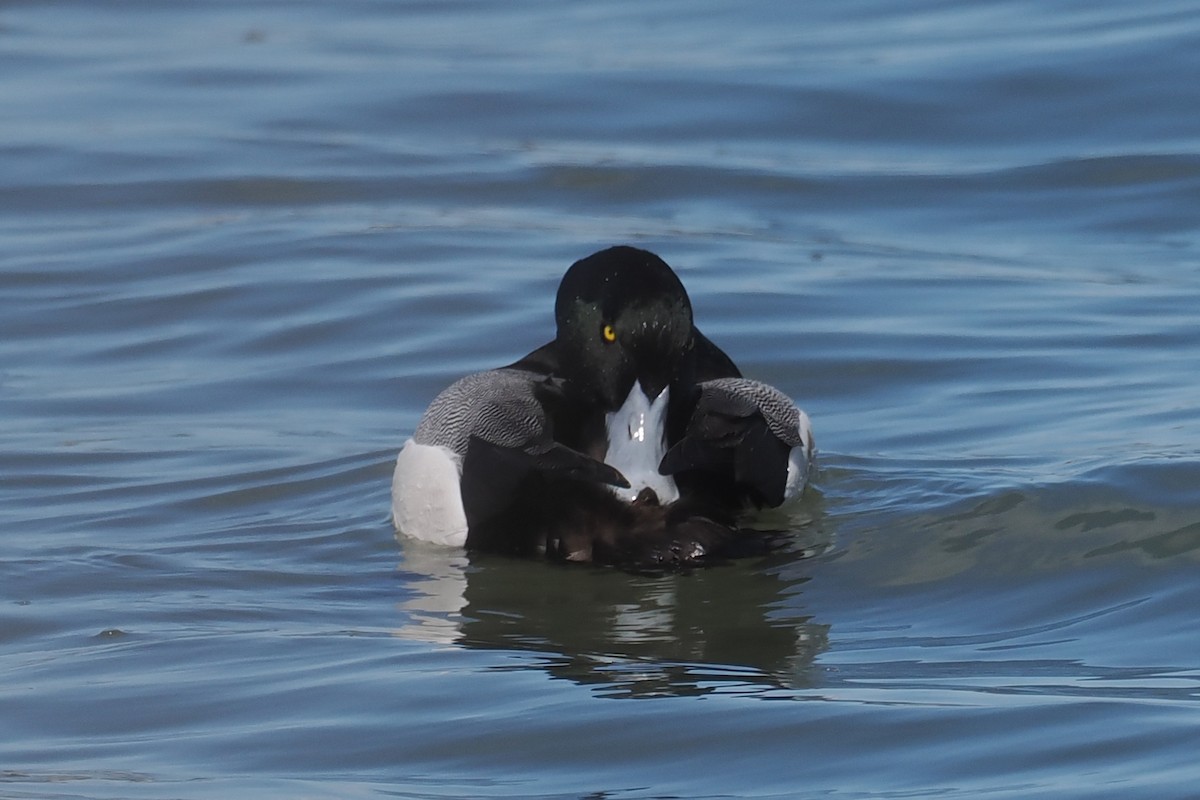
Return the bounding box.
[554,246,695,410]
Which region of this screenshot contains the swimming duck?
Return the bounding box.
[391,246,813,566]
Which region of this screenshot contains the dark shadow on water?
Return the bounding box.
[393,513,832,699]
[459,551,829,698]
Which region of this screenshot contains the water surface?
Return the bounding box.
[3,1,1200,798]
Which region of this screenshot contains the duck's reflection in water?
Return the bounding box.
[394,530,829,699]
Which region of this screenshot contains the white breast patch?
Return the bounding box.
[604,385,680,504]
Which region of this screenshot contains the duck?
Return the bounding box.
[391,245,814,566]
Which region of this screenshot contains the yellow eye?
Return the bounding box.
[602,324,617,343]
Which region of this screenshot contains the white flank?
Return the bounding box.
[781,408,816,504]
[604,385,679,504]
[391,439,468,546]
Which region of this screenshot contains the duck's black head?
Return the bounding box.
[554,246,695,410]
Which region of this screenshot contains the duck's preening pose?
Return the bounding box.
[391,246,814,566]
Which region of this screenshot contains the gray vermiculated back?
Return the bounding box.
[699,377,805,447]
[413,369,550,456]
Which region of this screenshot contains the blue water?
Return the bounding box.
[3,1,1200,797]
